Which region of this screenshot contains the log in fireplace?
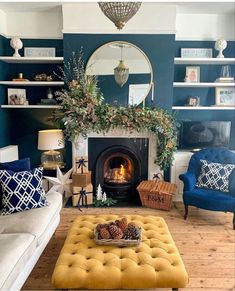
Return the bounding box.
[88,138,148,204]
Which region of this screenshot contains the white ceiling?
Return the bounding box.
[0,1,234,15]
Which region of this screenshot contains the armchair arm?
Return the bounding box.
[179,172,197,192]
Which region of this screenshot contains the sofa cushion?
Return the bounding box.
[0,233,36,290]
[0,167,48,215]
[196,160,235,192]
[0,191,62,246]
[0,158,31,211]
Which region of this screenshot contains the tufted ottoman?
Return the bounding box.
[52,215,188,290]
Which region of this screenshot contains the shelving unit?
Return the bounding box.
[174,57,235,65]
[0,81,64,86]
[0,56,64,64]
[1,105,61,109]
[0,55,64,108]
[173,82,235,88]
[172,106,235,110]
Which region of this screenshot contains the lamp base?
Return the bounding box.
[41,150,65,170]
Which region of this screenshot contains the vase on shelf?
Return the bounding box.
[10,38,23,58]
[214,39,227,58]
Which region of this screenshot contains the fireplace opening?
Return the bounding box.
[104,154,133,185]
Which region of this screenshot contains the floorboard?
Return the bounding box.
[22,202,235,291]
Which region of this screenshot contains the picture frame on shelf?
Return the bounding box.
[24,47,55,57]
[215,87,235,106]
[181,48,213,58]
[186,66,200,83]
[187,96,200,107]
[8,88,28,105]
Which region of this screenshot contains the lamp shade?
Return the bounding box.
[38,129,64,150]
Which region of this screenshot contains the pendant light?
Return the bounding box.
[114,45,129,87]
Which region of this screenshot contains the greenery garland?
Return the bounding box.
[53,51,177,170]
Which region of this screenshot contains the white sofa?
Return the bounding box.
[0,146,62,291]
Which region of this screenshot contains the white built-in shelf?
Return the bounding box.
[174,57,235,65]
[173,82,235,88]
[172,106,235,110]
[1,105,61,109]
[0,56,64,64]
[0,81,64,86]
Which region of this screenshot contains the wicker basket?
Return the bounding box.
[93,228,142,247]
[137,179,177,211]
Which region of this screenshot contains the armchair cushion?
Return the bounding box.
[183,188,235,212]
[196,160,235,193]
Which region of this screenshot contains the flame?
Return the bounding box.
[113,164,126,181]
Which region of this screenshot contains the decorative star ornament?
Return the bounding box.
[44,166,73,196]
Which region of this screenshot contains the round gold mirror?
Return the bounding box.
[86,41,153,106]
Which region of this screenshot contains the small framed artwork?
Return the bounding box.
[187,96,200,106]
[24,47,55,57]
[181,48,212,58]
[186,66,200,83]
[8,89,27,105]
[215,87,235,106]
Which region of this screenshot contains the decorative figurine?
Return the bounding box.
[10,37,23,57]
[214,39,227,58]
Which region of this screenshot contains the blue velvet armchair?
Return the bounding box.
[179,148,235,229]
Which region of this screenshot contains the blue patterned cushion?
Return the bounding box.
[196,160,235,192]
[0,168,48,215]
[0,158,31,210]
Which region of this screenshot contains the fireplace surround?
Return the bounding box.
[72,129,160,204]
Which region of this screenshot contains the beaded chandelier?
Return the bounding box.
[114,45,129,87]
[98,2,142,30]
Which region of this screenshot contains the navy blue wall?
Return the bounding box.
[0,37,65,167]
[63,34,176,109]
[0,35,10,147]
[1,35,235,168]
[174,41,235,149]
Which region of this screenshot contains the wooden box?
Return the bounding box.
[72,171,91,188]
[137,180,177,211]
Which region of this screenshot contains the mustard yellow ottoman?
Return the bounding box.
[52,215,188,290]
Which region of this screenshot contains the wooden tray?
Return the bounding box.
[93,228,142,247]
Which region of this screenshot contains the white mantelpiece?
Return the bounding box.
[72,129,160,179]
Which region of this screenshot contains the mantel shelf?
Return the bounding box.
[0,81,64,86]
[1,105,61,109]
[173,82,235,88]
[174,57,235,65]
[0,56,64,64]
[172,106,235,110]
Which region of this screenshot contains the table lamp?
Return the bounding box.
[38,129,65,169]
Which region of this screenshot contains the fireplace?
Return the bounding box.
[88,138,149,204]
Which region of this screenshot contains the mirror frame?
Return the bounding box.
[86,41,153,106]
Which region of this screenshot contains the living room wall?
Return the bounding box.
[0,35,10,147]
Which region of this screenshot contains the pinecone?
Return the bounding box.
[123,225,141,240]
[99,227,112,239]
[109,225,123,239]
[118,217,128,232]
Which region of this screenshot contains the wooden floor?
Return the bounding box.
[22,202,235,291]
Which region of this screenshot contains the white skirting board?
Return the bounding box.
[0,145,19,163]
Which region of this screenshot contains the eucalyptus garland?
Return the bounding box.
[53,52,177,170]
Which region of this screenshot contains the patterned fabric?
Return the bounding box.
[0,168,48,215]
[196,160,235,192]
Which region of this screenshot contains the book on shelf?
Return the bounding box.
[215,77,234,83]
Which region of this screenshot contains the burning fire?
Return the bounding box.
[114,164,126,181]
[105,163,131,184]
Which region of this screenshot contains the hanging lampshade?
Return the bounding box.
[114,60,129,87]
[114,45,129,87]
[98,2,142,30]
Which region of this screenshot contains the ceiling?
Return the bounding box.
[0,1,234,15]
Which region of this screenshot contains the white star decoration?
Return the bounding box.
[44,166,73,196]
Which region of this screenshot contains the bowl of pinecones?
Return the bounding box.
[94,217,141,246]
